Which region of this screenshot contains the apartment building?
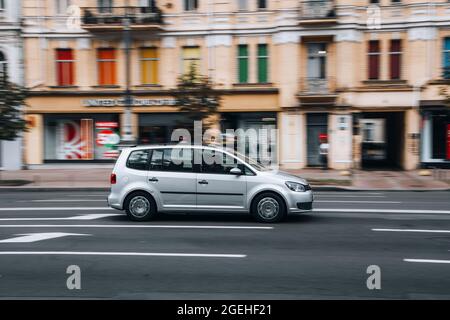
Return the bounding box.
[0,0,24,170]
[21,0,450,169]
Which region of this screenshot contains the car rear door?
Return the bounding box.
[147,147,197,209]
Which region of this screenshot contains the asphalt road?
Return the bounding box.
[0,190,449,299]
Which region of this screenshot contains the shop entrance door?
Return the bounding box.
[307,113,328,167]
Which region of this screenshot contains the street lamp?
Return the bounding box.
[119,1,135,146]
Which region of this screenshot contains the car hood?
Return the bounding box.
[261,170,309,185]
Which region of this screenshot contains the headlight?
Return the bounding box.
[285,181,308,192]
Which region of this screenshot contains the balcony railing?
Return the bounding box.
[299,0,336,20]
[81,6,163,28]
[299,77,336,95]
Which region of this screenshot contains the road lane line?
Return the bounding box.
[314,209,450,214]
[0,251,247,258]
[0,224,274,230]
[19,200,106,203]
[0,233,90,243]
[315,195,386,198]
[404,259,450,264]
[315,201,401,204]
[373,228,450,234]
[0,214,122,221]
[0,207,113,211]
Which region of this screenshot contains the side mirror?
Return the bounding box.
[230,167,243,176]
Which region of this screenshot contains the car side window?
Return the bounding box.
[149,149,163,171]
[201,149,240,175]
[126,150,151,171]
[162,148,193,172]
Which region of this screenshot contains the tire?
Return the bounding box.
[124,191,157,221]
[251,192,287,223]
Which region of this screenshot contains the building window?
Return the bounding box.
[368,40,380,80]
[0,51,6,81]
[140,47,159,85]
[182,46,201,74]
[389,39,402,80]
[0,0,5,11]
[97,48,116,86]
[257,0,267,9]
[56,49,75,86]
[257,44,269,83]
[307,43,327,79]
[443,37,450,79]
[237,45,249,83]
[369,0,379,3]
[56,0,72,14]
[184,0,198,11]
[98,0,113,13]
[238,0,248,11]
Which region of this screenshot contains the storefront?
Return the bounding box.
[421,106,450,168]
[43,114,121,162]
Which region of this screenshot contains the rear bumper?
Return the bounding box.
[107,193,123,210]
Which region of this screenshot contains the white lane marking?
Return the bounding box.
[373,228,450,234]
[315,192,384,195]
[0,233,90,243]
[20,200,105,203]
[315,195,386,198]
[0,214,121,221]
[0,224,273,230]
[404,259,450,264]
[315,201,401,204]
[314,209,450,214]
[0,207,113,211]
[0,251,246,258]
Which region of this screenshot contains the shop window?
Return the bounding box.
[140,47,159,85]
[257,0,267,10]
[56,49,75,86]
[55,0,72,15]
[257,44,269,83]
[0,51,6,81]
[368,40,380,80]
[182,46,201,74]
[389,39,402,80]
[97,48,116,86]
[127,150,151,171]
[237,44,249,83]
[98,0,113,13]
[443,37,450,79]
[238,0,248,11]
[184,0,198,11]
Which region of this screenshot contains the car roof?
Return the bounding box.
[125,144,231,152]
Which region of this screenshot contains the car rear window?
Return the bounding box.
[126,150,151,171]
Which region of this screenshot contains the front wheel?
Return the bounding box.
[251,192,287,223]
[124,192,157,221]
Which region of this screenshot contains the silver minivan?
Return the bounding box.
[107,145,313,223]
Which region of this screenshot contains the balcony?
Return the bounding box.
[299,0,337,26]
[81,6,163,32]
[297,77,337,107]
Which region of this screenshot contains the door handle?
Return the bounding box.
[149,177,159,182]
[198,180,209,185]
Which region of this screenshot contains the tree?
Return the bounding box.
[0,72,27,141]
[169,63,222,132]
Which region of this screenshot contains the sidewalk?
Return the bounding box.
[0,166,449,191]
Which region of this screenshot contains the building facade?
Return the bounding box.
[0,0,24,170]
[22,0,450,169]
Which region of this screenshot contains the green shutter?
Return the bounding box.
[238,45,248,83]
[258,44,268,83]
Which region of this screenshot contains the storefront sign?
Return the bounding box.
[83,98,178,107]
[95,122,120,159]
[447,124,450,160]
[57,119,94,160]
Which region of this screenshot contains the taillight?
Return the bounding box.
[110,173,117,184]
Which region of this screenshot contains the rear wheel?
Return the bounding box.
[124,191,157,221]
[251,192,287,223]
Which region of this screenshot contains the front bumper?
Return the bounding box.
[286,190,314,214]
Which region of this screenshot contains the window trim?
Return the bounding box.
[140,47,159,85]
[257,43,269,83]
[389,39,402,80]
[237,44,249,84]
[56,48,75,87]
[368,40,381,80]
[97,48,117,86]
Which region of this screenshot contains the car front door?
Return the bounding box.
[147,147,197,210]
[196,149,247,210]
